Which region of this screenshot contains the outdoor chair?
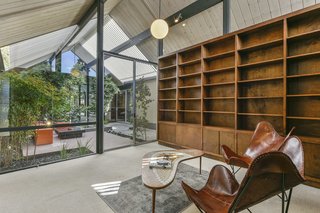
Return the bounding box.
[221,121,295,174]
[181,136,305,213]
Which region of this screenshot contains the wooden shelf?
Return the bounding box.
[159,64,176,70]
[204,97,235,100]
[158,120,176,124]
[238,76,283,83]
[287,94,320,97]
[178,110,201,113]
[178,98,201,101]
[238,113,283,117]
[287,29,320,41]
[159,99,176,101]
[287,51,320,60]
[204,66,235,74]
[159,87,176,91]
[203,81,235,86]
[238,58,283,69]
[159,109,176,112]
[179,72,201,78]
[204,50,234,61]
[239,39,283,53]
[238,96,283,99]
[287,72,320,79]
[159,76,176,81]
[179,85,201,89]
[179,58,201,66]
[204,111,235,114]
[287,116,320,121]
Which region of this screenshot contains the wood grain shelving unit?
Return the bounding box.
[157,5,320,188]
[158,54,177,122]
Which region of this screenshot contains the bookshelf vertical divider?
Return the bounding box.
[283,19,288,135]
[158,4,320,188]
[235,35,240,153]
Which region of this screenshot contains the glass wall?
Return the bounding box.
[0,51,97,174]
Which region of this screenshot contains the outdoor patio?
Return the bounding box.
[22,122,156,157]
[22,130,133,157]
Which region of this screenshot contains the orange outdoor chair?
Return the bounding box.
[221,121,294,174]
[182,136,305,213]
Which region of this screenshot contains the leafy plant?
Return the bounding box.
[88,75,120,123]
[60,143,68,159]
[0,61,89,166]
[131,78,153,141]
[76,138,92,155]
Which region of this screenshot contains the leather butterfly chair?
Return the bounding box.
[182,136,305,213]
[221,121,295,174]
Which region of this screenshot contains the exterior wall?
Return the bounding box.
[143,78,157,127]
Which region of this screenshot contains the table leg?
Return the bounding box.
[152,189,156,213]
[199,156,202,175]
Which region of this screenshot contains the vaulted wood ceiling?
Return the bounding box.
[2,0,320,70]
[109,0,320,62]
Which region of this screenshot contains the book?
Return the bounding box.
[149,159,172,169]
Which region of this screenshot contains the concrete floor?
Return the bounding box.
[0,142,319,213]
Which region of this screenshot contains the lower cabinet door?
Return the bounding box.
[176,124,202,149]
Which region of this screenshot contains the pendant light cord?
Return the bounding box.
[159,0,161,19]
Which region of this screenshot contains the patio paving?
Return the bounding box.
[22,131,133,157]
[106,122,157,142]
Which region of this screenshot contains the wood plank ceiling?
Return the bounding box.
[0,0,95,48]
[2,0,320,69]
[107,0,320,62]
[1,0,121,69]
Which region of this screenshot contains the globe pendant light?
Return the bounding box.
[71,46,80,77]
[150,0,169,39]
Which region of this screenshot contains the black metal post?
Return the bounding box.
[86,69,90,123]
[132,61,137,144]
[56,54,62,72]
[78,85,81,122]
[96,0,104,154]
[223,0,230,35]
[0,50,5,71]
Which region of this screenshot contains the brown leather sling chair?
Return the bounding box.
[221,121,295,174]
[182,136,305,213]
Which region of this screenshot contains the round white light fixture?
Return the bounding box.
[151,19,169,39]
[71,68,80,77]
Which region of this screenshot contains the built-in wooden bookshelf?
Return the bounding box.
[158,54,177,122]
[158,4,320,188]
[177,47,202,125]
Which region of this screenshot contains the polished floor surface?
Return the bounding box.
[0,142,319,213]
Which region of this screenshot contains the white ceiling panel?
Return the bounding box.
[8,26,76,69]
[0,0,95,47]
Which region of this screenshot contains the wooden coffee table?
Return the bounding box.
[142,149,204,213]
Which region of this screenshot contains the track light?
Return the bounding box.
[174,13,182,23]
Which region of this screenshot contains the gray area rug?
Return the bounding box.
[97,163,209,213]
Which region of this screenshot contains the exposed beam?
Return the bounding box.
[87,0,223,68]
[103,51,157,65]
[49,0,98,62]
[223,0,231,34]
[158,40,163,57]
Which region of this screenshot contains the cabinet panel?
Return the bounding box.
[220,131,235,155]
[237,131,253,156]
[176,124,202,149]
[303,142,320,179]
[158,123,176,143]
[203,128,219,154]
